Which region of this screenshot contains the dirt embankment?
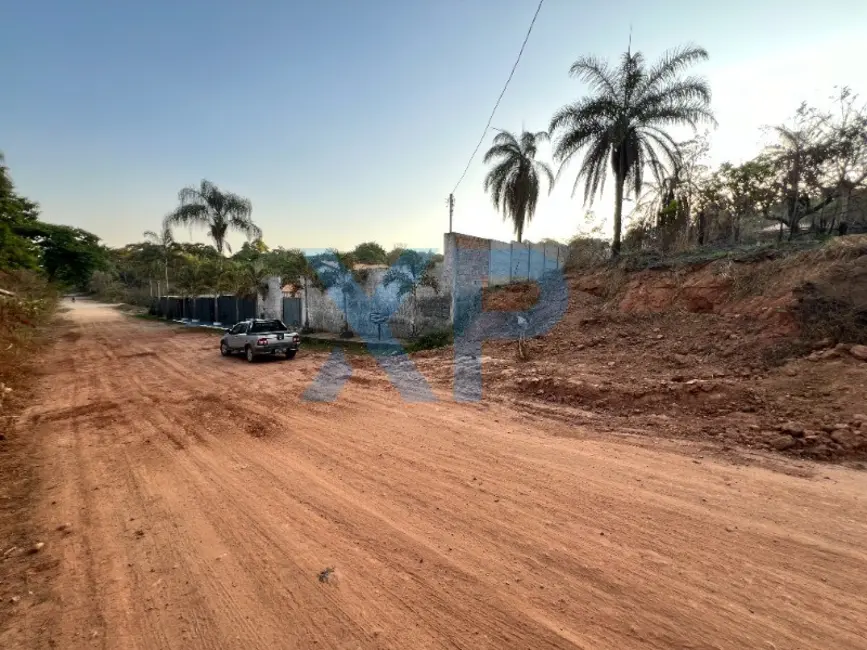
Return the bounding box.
[475,237,867,463]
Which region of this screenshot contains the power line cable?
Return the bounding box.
[451,0,546,196]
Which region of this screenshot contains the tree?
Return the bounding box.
[762,108,835,239]
[549,44,715,257]
[263,247,309,295]
[386,245,407,266]
[164,180,261,261]
[483,130,553,242]
[222,259,271,324]
[173,242,220,259]
[233,238,269,263]
[174,254,220,320]
[632,133,713,249]
[352,242,387,265]
[0,152,42,271]
[810,87,867,232]
[15,223,109,289]
[382,250,439,337]
[164,180,261,322]
[143,223,175,296]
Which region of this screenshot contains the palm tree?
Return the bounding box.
[164,180,261,322]
[549,44,715,257]
[164,180,261,260]
[143,223,175,296]
[483,130,554,242]
[382,250,440,338]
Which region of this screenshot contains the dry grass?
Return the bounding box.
[0,270,59,634]
[0,271,58,398]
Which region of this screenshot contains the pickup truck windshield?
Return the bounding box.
[249,320,287,334]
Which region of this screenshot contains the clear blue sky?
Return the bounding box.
[2,0,864,253]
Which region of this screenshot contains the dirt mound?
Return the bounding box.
[513,374,760,416]
[568,235,867,336]
[438,238,867,463]
[483,282,541,312]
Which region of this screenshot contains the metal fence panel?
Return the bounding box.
[282,297,302,328]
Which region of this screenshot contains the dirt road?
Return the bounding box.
[3,301,867,649]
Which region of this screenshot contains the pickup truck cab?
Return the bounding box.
[220,319,301,362]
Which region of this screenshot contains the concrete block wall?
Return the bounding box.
[297,264,450,338]
[292,232,569,338]
[443,231,569,322]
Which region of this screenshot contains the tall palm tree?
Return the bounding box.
[549,44,715,257]
[143,223,175,296]
[483,130,554,242]
[164,180,261,322]
[164,180,261,261]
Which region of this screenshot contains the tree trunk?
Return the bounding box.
[235,297,240,325]
[214,294,219,325]
[839,187,851,231]
[164,260,170,295]
[612,173,625,257]
[788,214,799,241]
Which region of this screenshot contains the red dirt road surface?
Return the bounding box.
[3,300,867,649]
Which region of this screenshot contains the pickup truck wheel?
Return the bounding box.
[245,346,255,363]
[220,342,231,357]
[284,349,297,360]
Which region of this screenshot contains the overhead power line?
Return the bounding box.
[451,0,546,196]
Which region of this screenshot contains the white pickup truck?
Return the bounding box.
[219,319,301,362]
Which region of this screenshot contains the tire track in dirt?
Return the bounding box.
[132,348,583,648]
[132,325,867,647]
[8,303,867,650]
[138,326,867,647]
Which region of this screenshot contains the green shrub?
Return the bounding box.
[405,329,453,352]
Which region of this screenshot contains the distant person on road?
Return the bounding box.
[72,296,76,303]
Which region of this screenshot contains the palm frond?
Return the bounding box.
[165,203,209,228]
[569,55,618,98]
[483,143,520,164]
[640,44,709,93]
